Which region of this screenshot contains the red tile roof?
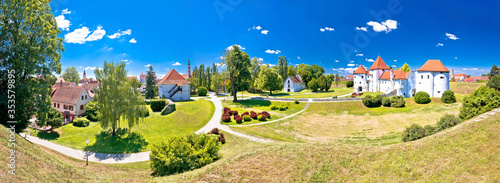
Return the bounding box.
[287,76,303,83]
[51,87,85,104]
[464,78,477,82]
[469,76,489,81]
[379,71,391,80]
[379,70,410,80]
[368,56,390,70]
[353,65,368,74]
[417,60,449,72]
[157,69,191,86]
[454,74,467,78]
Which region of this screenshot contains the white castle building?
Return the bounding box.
[353,56,449,98]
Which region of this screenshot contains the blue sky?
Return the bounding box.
[51,0,500,79]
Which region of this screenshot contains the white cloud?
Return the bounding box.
[445,32,459,40]
[336,67,357,73]
[335,60,339,62]
[107,47,113,51]
[391,65,397,68]
[215,63,225,67]
[172,62,181,66]
[258,58,264,61]
[85,66,96,70]
[463,68,478,71]
[297,56,301,59]
[355,27,368,31]
[226,45,245,51]
[85,26,106,41]
[356,54,363,56]
[366,58,375,62]
[165,68,170,70]
[436,43,444,47]
[265,63,276,67]
[320,27,334,32]
[79,66,82,68]
[219,56,225,60]
[129,38,137,43]
[122,53,127,55]
[350,60,355,63]
[144,64,152,67]
[107,29,132,39]
[265,49,281,54]
[367,19,398,33]
[261,30,269,35]
[55,15,71,31]
[394,60,397,62]
[64,27,90,44]
[255,26,262,30]
[347,64,355,67]
[61,8,71,15]
[455,57,458,59]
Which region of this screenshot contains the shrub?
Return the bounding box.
[294,99,299,104]
[72,117,90,127]
[362,95,383,107]
[424,125,436,136]
[243,115,252,121]
[414,91,431,104]
[332,96,338,99]
[459,86,500,120]
[391,96,406,108]
[219,133,224,138]
[257,115,267,121]
[223,107,230,112]
[435,114,462,132]
[441,90,456,104]
[234,115,242,123]
[308,78,319,92]
[150,99,166,111]
[259,111,271,119]
[487,74,500,91]
[197,86,208,96]
[140,106,150,117]
[150,134,221,176]
[218,136,226,144]
[401,124,426,142]
[279,105,287,111]
[346,81,354,88]
[241,111,249,116]
[250,111,258,119]
[161,104,176,115]
[232,110,238,116]
[84,101,100,121]
[382,97,391,107]
[270,105,278,110]
[222,114,231,122]
[210,128,219,135]
[285,105,289,109]
[227,110,234,116]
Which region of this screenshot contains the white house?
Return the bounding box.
[284,74,306,92]
[353,56,449,98]
[51,86,92,122]
[157,69,191,101]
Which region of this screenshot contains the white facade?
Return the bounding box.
[159,84,190,101]
[283,74,305,92]
[52,87,91,119]
[415,71,449,97]
[353,74,368,92]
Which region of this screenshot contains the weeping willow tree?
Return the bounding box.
[94,61,146,136]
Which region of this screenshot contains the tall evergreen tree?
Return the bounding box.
[490,65,499,78]
[278,56,283,81]
[206,66,211,91]
[145,65,156,99]
[283,56,288,82]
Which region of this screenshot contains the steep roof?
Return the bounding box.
[368,56,390,70]
[379,71,392,80]
[51,87,85,104]
[157,69,191,86]
[353,65,368,74]
[417,60,449,72]
[379,70,410,80]
[287,76,303,84]
[454,74,467,78]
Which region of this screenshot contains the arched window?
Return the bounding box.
[80,105,84,110]
[428,75,430,79]
[421,75,423,79]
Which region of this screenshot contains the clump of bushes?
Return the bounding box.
[84,101,100,121]
[391,96,406,108]
[234,115,243,124]
[382,97,391,107]
[259,111,271,119]
[402,114,462,142]
[150,134,221,176]
[294,99,299,104]
[218,133,226,144]
[150,99,166,111]
[270,105,277,110]
[401,124,426,142]
[209,128,219,135]
[257,115,267,121]
[73,117,90,127]
[346,81,354,88]
[441,90,456,104]
[241,111,249,116]
[414,91,431,104]
[197,86,208,96]
[232,110,238,116]
[243,115,251,121]
[250,111,258,119]
[486,74,500,91]
[222,113,231,122]
[435,114,462,132]
[279,105,286,111]
[362,95,383,107]
[459,86,500,120]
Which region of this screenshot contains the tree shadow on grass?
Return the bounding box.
[234,100,272,107]
[36,131,60,141]
[86,128,148,154]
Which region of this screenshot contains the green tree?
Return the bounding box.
[36,107,63,131]
[402,63,411,72]
[278,56,283,81]
[317,75,332,91]
[224,45,251,102]
[490,65,499,78]
[250,57,262,89]
[308,78,319,92]
[256,67,283,95]
[287,65,297,76]
[62,67,80,83]
[311,64,325,78]
[187,77,199,93]
[94,61,146,136]
[84,101,100,121]
[487,74,500,91]
[0,1,64,132]
[283,56,288,82]
[210,73,224,94]
[300,71,313,88]
[145,65,157,99]
[212,63,218,75]
[335,74,340,87]
[206,66,211,91]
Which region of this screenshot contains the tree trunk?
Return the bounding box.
[112,127,116,136]
[270,90,272,96]
[232,82,237,102]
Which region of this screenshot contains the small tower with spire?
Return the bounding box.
[187,58,191,78]
[83,70,86,80]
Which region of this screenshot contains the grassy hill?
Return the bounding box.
[2,109,499,182]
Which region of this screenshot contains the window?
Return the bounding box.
[80,105,84,110]
[69,106,73,111]
[428,75,430,79]
[440,76,444,79]
[361,76,364,79]
[57,104,60,108]
[81,96,84,100]
[85,95,87,99]
[421,75,423,79]
[63,105,68,110]
[53,103,56,107]
[360,82,361,84]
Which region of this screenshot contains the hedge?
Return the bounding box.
[150,134,221,176]
[435,114,462,132]
[441,90,456,104]
[243,115,252,121]
[346,81,354,88]
[73,117,90,127]
[414,91,431,104]
[150,99,166,111]
[161,104,176,115]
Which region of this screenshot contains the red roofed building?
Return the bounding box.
[51,86,92,122]
[283,74,306,92]
[453,74,467,82]
[157,69,191,100]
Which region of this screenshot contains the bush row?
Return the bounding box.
[459,86,500,120]
[402,114,462,142]
[222,107,271,123]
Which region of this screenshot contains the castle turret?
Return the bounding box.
[187,59,191,78]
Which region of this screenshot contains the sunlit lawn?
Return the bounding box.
[31,99,215,153]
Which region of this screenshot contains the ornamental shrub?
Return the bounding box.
[222,114,231,122]
[241,111,249,116]
[391,96,406,108]
[362,95,383,107]
[227,110,234,116]
[279,105,287,111]
[294,99,299,104]
[197,86,208,96]
[218,136,226,144]
[235,116,243,124]
[257,115,267,121]
[150,134,221,176]
[270,105,278,110]
[346,81,354,88]
[261,111,271,119]
[243,115,252,121]
[210,128,219,135]
[150,99,166,111]
[232,110,238,116]
[72,117,90,127]
[441,90,457,104]
[414,91,431,104]
[223,107,230,112]
[84,101,100,121]
[435,114,462,132]
[401,124,426,142]
[250,111,258,119]
[382,97,391,107]
[219,133,224,138]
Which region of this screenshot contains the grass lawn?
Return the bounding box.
[221,100,306,125]
[231,98,461,144]
[449,81,487,101]
[30,99,215,153]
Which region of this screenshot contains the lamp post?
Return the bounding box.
[85,138,89,166]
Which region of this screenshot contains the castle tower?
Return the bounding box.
[83,70,86,80]
[187,59,191,78]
